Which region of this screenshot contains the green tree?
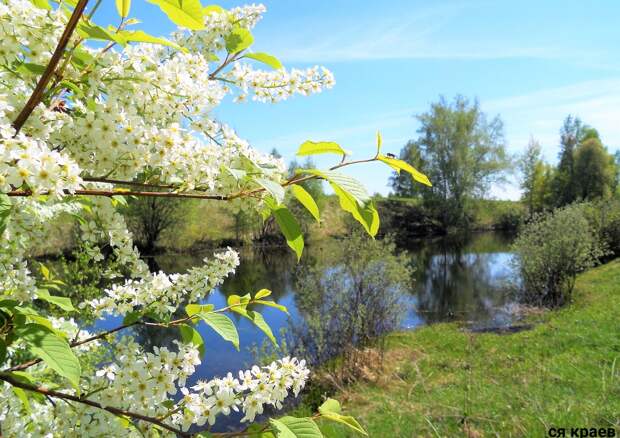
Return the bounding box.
[394,96,510,228]
[125,196,183,253]
[552,115,587,205]
[389,140,426,197]
[519,138,544,216]
[573,137,616,200]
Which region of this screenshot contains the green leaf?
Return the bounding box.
[115,0,131,17]
[13,306,53,330]
[247,310,276,346]
[36,289,75,312]
[179,324,205,356]
[320,413,368,436]
[376,131,382,155]
[16,324,81,392]
[296,141,346,157]
[254,288,272,299]
[77,21,125,45]
[12,387,31,413]
[377,155,432,187]
[146,0,205,30]
[244,52,283,70]
[331,185,379,237]
[254,300,289,314]
[302,169,370,205]
[29,0,51,9]
[116,30,184,52]
[197,312,239,350]
[291,185,320,222]
[225,27,254,53]
[256,178,285,205]
[270,416,322,438]
[271,205,304,260]
[0,194,10,235]
[185,303,215,318]
[17,63,46,76]
[318,398,341,415]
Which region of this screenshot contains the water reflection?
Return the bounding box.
[90,231,517,431]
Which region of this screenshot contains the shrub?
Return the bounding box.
[289,232,414,384]
[512,203,605,307]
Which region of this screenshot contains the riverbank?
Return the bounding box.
[297,259,620,436]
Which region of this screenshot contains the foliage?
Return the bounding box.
[0,1,430,436]
[551,116,618,206]
[289,232,413,384]
[390,95,511,229]
[512,203,605,307]
[299,260,620,436]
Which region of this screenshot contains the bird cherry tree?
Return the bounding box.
[0,0,430,436]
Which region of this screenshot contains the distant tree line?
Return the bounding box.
[519,116,618,217]
[390,96,619,229]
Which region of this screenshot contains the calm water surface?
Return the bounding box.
[92,231,518,430]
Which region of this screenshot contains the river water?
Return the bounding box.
[91,231,518,431]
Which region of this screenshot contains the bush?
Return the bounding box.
[512,203,605,307]
[289,232,413,384]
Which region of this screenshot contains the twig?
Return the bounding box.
[12,0,90,134]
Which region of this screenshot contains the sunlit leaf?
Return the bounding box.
[244,52,282,70]
[197,312,239,350]
[318,398,341,415]
[254,300,289,314]
[254,288,272,300]
[146,0,206,30]
[185,303,215,318]
[291,185,320,222]
[270,417,322,438]
[225,27,254,53]
[296,141,346,157]
[116,30,184,52]
[320,412,368,436]
[271,205,303,260]
[115,0,131,18]
[377,154,432,187]
[29,0,51,9]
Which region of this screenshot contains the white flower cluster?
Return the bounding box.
[86,248,240,317]
[229,64,336,103]
[171,356,310,430]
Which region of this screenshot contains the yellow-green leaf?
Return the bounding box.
[36,289,75,312]
[320,412,368,436]
[254,300,289,314]
[146,0,205,30]
[115,0,131,18]
[244,52,283,70]
[296,141,346,157]
[225,27,254,53]
[116,30,184,52]
[271,205,304,260]
[197,312,239,350]
[377,155,432,187]
[185,303,214,318]
[254,289,271,300]
[376,131,382,154]
[291,185,320,222]
[270,417,322,438]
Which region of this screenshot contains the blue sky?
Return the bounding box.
[95,1,620,199]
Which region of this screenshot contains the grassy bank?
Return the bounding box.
[301,259,620,437]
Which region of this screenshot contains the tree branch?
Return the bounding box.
[0,373,192,437]
[7,157,380,200]
[11,0,90,134]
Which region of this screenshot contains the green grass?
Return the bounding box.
[306,260,620,437]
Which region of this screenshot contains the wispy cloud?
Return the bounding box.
[484,78,620,164]
[266,2,563,63]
